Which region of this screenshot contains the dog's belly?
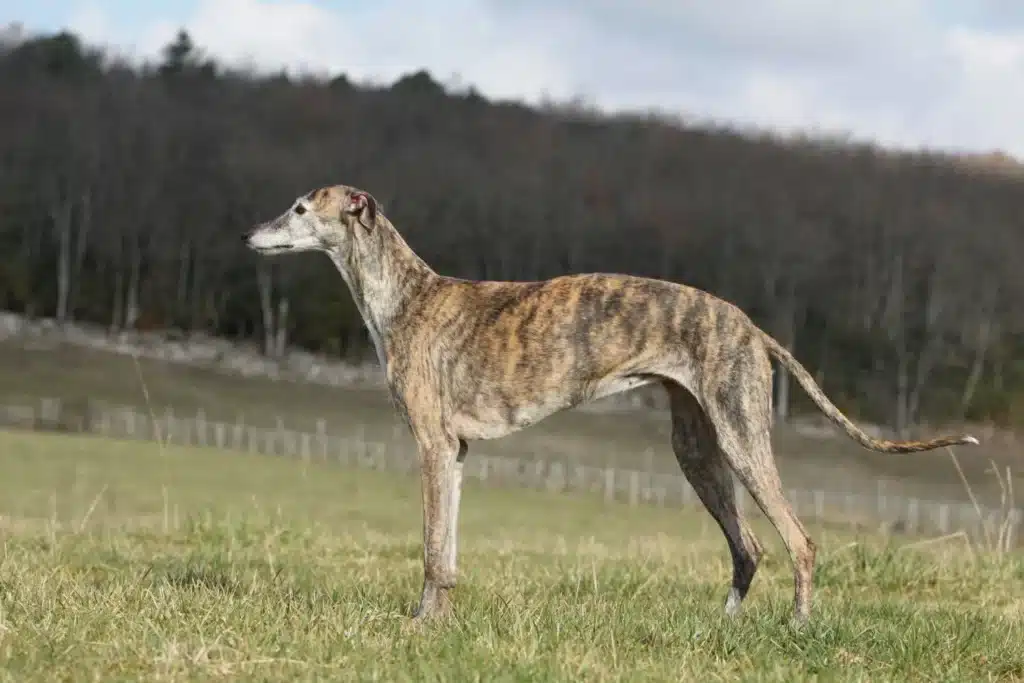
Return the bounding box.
[450,373,659,441]
[589,374,659,401]
[450,392,571,440]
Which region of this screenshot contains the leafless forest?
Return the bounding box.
[1,29,1022,435]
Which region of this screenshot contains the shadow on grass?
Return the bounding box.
[158,562,245,596]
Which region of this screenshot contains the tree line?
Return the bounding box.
[1,28,1022,432]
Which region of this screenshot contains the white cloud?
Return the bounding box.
[64,0,1024,157]
[66,2,110,40]
[949,27,1024,75]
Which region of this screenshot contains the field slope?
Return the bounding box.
[0,429,1021,681]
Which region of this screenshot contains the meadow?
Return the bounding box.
[0,428,1022,682]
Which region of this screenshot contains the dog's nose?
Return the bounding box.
[241,230,253,243]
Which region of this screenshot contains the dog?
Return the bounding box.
[244,183,978,626]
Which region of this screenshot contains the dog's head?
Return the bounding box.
[243,184,380,256]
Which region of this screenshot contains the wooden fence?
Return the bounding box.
[2,397,1020,549]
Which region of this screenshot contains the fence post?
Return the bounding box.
[546,461,564,493]
[275,416,285,456]
[316,419,328,461]
[907,498,919,534]
[232,416,244,451]
[628,470,640,506]
[354,423,367,461]
[603,468,615,504]
[160,407,173,445]
[196,409,207,447]
[937,503,950,534]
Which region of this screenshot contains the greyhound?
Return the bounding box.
[243,183,978,626]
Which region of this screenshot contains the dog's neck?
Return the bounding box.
[326,216,436,374]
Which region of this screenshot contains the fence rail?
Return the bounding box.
[2,397,1020,549]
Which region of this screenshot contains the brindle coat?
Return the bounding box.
[244,184,979,626]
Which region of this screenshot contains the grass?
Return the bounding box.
[0,339,1021,509]
[0,428,1022,681]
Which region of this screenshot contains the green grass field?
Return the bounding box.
[0,428,1022,681]
[0,340,1020,510]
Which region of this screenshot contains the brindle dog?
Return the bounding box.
[244,184,978,626]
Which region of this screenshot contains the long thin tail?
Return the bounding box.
[758,330,979,453]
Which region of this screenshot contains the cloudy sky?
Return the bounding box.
[6,0,1024,156]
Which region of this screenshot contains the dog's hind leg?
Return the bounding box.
[666,382,763,616]
[701,359,817,626]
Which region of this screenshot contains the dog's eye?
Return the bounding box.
[294,205,307,215]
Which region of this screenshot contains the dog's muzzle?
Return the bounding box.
[243,223,296,255]
[242,226,265,249]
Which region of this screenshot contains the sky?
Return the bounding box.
[5,0,1024,157]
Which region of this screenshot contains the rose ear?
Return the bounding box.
[345,191,378,229]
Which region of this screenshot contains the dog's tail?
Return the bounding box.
[757,329,979,453]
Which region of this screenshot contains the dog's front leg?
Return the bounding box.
[411,430,466,621]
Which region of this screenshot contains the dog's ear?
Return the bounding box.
[344,191,378,230]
